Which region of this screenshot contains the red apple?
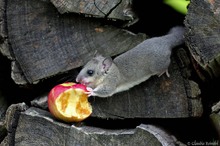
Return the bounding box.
[48,82,92,122]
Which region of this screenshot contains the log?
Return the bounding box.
[0,120,6,143]
[0,103,28,146]
[0,91,8,120]
[0,1,12,139]
[50,0,135,21]
[6,0,146,85]
[2,105,185,146]
[210,113,220,139]
[0,92,7,144]
[0,0,12,59]
[210,101,220,139]
[184,0,220,78]
[31,47,203,119]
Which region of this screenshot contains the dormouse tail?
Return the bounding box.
[167,26,185,48]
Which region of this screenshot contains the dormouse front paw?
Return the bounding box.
[85,87,96,97]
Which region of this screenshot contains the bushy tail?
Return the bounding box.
[167,26,185,48]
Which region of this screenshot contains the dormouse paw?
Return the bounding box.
[86,87,93,92]
[85,87,95,97]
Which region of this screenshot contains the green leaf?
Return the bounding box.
[163,0,190,15]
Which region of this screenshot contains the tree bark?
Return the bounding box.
[6,0,145,85]
[0,103,28,146]
[184,0,220,78]
[50,0,133,21]
[0,0,12,59]
[2,104,185,146]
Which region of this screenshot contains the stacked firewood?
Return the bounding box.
[0,0,219,145]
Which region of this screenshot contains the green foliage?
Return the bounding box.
[163,0,190,15]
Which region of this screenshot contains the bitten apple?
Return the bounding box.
[48,82,92,122]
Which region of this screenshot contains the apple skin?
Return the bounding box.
[48,82,92,122]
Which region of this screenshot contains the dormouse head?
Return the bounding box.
[76,55,113,89]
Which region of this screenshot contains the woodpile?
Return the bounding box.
[0,0,219,145]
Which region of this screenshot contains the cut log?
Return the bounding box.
[50,0,135,21]
[210,101,220,139]
[3,106,185,146]
[0,92,7,143]
[210,113,220,139]
[184,0,220,78]
[31,47,203,119]
[0,120,6,143]
[6,0,146,85]
[0,0,12,59]
[0,103,28,146]
[0,91,8,119]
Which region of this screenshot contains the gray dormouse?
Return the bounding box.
[76,26,185,98]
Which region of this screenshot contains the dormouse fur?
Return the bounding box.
[76,26,185,97]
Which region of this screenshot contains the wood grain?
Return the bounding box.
[10,107,182,146]
[6,0,145,84]
[0,0,12,59]
[50,0,132,21]
[185,0,220,77]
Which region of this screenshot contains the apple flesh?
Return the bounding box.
[48,82,92,122]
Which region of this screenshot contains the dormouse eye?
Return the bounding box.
[87,70,94,76]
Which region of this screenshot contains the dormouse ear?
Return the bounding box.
[101,57,113,73]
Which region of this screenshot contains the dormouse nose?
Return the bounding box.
[76,75,81,83]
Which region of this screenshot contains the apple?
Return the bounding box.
[48,82,92,122]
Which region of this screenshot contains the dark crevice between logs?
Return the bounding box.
[126,0,186,37]
[84,1,186,37]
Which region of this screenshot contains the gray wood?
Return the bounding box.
[184,0,220,78]
[0,103,28,146]
[0,0,12,59]
[50,0,132,21]
[0,91,9,142]
[211,101,220,139]
[210,113,220,139]
[5,106,183,146]
[0,91,8,142]
[6,0,146,85]
[0,94,7,142]
[0,1,9,137]
[0,121,7,143]
[0,91,8,120]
